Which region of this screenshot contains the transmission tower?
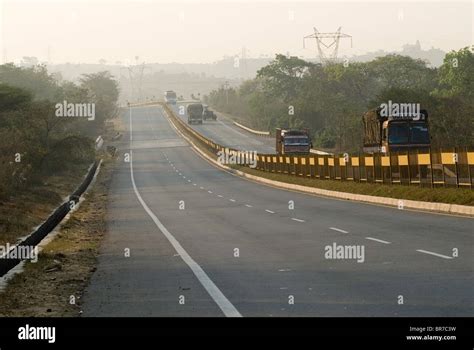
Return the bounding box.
[120,57,151,102]
[303,27,352,64]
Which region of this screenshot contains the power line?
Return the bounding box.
[303,27,352,64]
[120,57,151,102]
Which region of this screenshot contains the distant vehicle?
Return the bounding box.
[276,128,312,154]
[362,107,430,154]
[202,105,217,121]
[187,103,203,124]
[164,90,177,104]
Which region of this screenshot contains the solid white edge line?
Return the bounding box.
[129,151,241,317]
[129,107,133,141]
[365,237,391,244]
[329,227,349,234]
[128,110,241,317]
[416,249,453,259]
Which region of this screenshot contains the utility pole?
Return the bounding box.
[241,46,248,80]
[224,81,229,105]
[303,27,352,64]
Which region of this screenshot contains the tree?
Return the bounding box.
[436,47,474,99]
[0,65,119,198]
[257,54,314,101]
[0,63,60,101]
[205,49,472,151]
[0,84,32,114]
[368,54,438,92]
[79,71,119,133]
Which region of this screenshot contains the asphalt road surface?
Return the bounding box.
[170,102,275,154]
[82,105,473,317]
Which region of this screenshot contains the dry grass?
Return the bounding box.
[0,167,88,246]
[0,157,114,316]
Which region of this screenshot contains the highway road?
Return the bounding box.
[170,102,275,154]
[82,105,473,317]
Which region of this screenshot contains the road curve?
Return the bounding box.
[82,105,473,317]
[170,102,275,154]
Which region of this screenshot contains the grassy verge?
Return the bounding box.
[0,165,91,247]
[0,116,123,316]
[0,155,114,316]
[166,108,474,207]
[231,165,474,206]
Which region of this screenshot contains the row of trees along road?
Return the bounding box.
[205,47,474,153]
[0,64,119,198]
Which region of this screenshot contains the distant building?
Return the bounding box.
[400,40,445,67]
[346,41,446,67]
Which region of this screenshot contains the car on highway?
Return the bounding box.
[202,105,217,121]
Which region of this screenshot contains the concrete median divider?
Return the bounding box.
[158,102,474,217]
[232,121,271,137]
[0,160,102,277]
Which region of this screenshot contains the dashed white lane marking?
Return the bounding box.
[329,227,349,234]
[129,107,133,141]
[179,173,182,176]
[265,209,275,214]
[200,187,204,190]
[187,180,191,183]
[183,176,186,179]
[245,204,253,208]
[217,195,223,198]
[291,218,305,223]
[278,269,291,272]
[193,183,197,186]
[365,237,391,244]
[208,190,213,194]
[279,287,288,290]
[229,199,236,202]
[416,249,453,260]
[129,155,240,315]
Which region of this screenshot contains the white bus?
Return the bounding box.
[164,90,177,104]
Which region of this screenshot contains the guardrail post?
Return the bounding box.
[442,148,446,188]
[407,150,411,186]
[454,147,460,188]
[380,154,384,184]
[416,149,421,187]
[467,147,472,189]
[429,148,434,188]
[357,153,361,182]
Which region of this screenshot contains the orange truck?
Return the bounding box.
[362,107,430,154]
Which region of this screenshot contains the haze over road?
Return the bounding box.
[82,105,473,317]
[171,102,275,153]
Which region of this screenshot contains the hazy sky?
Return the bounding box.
[0,0,472,64]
